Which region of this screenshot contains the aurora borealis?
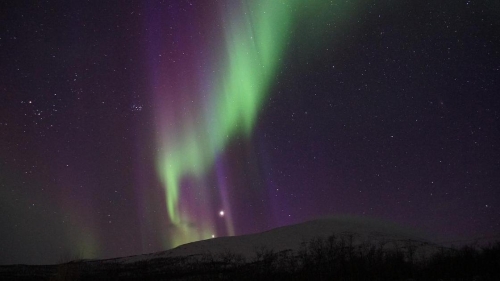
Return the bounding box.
[151,0,295,246]
[2,0,500,265]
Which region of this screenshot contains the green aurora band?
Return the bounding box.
[155,0,358,247]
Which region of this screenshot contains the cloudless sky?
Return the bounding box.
[1,0,499,264]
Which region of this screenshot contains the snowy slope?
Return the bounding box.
[114,216,436,264]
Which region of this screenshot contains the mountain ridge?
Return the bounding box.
[109,215,435,264]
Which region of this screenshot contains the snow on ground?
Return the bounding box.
[114,216,437,264]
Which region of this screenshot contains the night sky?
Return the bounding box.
[1,0,499,265]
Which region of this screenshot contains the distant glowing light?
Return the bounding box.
[211,234,215,238]
[219,210,225,217]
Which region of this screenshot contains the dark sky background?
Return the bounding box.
[1,0,499,265]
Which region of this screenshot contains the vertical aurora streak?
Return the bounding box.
[153,0,293,247]
[151,0,358,247]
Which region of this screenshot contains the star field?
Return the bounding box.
[1,0,499,264]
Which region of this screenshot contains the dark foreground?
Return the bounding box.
[1,235,499,281]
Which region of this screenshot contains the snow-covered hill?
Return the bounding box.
[2,216,495,280]
[114,216,437,264]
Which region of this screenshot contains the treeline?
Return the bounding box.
[1,234,499,280]
[178,234,500,281]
